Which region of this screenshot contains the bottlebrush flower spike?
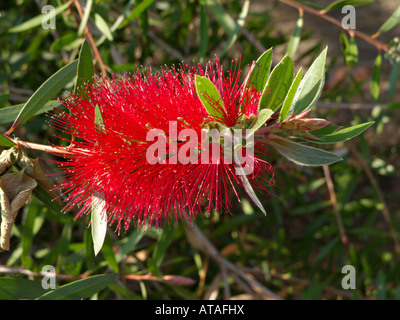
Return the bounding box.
[52,59,276,232]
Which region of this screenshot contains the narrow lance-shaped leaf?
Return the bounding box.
[0,100,61,125]
[244,48,273,93]
[378,6,400,34]
[280,68,303,122]
[37,274,118,300]
[119,0,154,29]
[9,1,71,33]
[259,55,294,112]
[340,32,358,67]
[206,0,236,34]
[7,60,78,134]
[322,0,373,13]
[74,40,94,97]
[234,148,266,215]
[50,33,83,51]
[286,12,303,58]
[94,13,114,41]
[371,54,382,103]
[91,106,107,256]
[291,47,327,115]
[91,192,108,256]
[220,0,249,56]
[269,135,342,166]
[311,122,374,144]
[195,75,225,121]
[94,105,105,132]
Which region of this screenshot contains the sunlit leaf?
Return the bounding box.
[259,55,294,112]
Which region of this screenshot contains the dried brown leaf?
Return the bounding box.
[0,170,37,251]
[0,148,14,175]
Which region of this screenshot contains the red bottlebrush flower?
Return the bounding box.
[52,59,276,231]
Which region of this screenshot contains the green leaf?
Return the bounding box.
[37,274,118,300]
[237,166,266,215]
[233,146,266,215]
[9,1,71,33]
[286,13,303,58]
[378,6,400,34]
[0,100,60,125]
[248,109,274,132]
[308,125,341,137]
[207,0,236,34]
[152,224,175,268]
[78,0,93,36]
[220,0,249,56]
[0,278,47,299]
[340,32,358,67]
[292,47,327,115]
[314,122,374,144]
[119,0,154,29]
[322,0,373,12]
[0,133,16,147]
[280,68,303,122]
[94,104,105,132]
[195,75,225,121]
[371,54,382,103]
[101,236,119,273]
[50,33,83,51]
[94,13,114,41]
[269,135,342,166]
[259,55,294,112]
[91,193,108,256]
[8,60,78,133]
[74,40,94,96]
[244,48,273,93]
[96,0,136,46]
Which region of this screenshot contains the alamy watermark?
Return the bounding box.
[41,265,56,290]
[341,265,356,290]
[41,5,56,30]
[341,5,356,30]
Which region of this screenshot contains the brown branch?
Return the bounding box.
[279,0,390,54]
[182,218,282,300]
[73,0,107,76]
[9,138,73,156]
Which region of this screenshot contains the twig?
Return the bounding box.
[279,0,393,55]
[5,136,73,156]
[182,218,282,300]
[73,0,107,76]
[323,165,348,248]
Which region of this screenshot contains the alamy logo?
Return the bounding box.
[341,5,356,30]
[341,265,356,290]
[41,5,56,30]
[41,265,56,289]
